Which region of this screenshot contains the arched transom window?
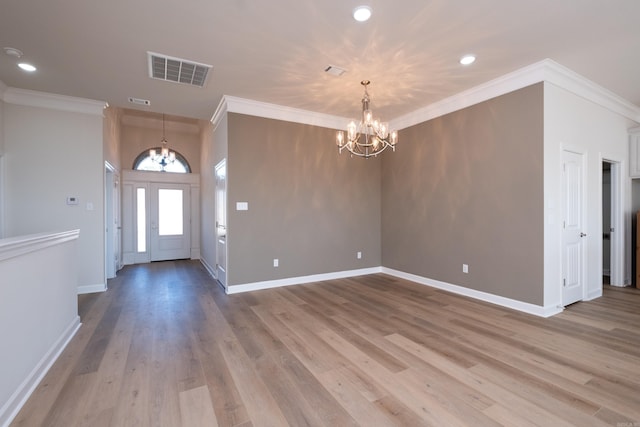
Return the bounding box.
[133,148,191,173]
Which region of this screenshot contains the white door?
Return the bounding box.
[562,150,586,306]
[215,160,227,287]
[105,166,121,279]
[149,183,191,261]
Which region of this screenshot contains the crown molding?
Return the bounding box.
[541,59,640,123]
[211,60,640,133]
[215,95,348,130]
[210,95,227,131]
[391,59,640,131]
[3,87,106,116]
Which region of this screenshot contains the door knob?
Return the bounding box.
[580,232,587,237]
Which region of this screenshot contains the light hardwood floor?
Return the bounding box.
[10,260,640,426]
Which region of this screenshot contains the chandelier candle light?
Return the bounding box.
[150,113,176,170]
[336,80,398,158]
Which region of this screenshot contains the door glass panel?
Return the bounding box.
[136,188,146,252]
[158,189,183,236]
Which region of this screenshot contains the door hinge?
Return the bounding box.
[563,278,566,287]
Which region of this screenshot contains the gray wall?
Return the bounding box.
[381,83,544,304]
[227,113,381,286]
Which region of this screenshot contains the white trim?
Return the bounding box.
[0,155,5,239]
[382,267,563,318]
[210,96,228,130]
[77,283,107,294]
[0,230,80,262]
[200,257,217,280]
[226,267,383,294]
[0,316,81,427]
[2,87,106,116]
[210,60,640,135]
[122,169,199,185]
[585,288,603,301]
[391,59,640,131]
[222,95,348,130]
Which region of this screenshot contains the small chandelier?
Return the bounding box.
[336,80,398,158]
[149,113,176,170]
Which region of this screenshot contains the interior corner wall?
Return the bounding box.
[382,83,544,305]
[200,115,226,276]
[4,103,105,289]
[226,113,381,286]
[103,106,121,171]
[543,82,637,307]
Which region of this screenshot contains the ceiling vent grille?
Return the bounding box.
[147,52,212,88]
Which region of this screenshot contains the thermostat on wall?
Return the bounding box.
[66,196,79,205]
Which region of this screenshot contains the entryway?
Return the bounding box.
[121,170,200,265]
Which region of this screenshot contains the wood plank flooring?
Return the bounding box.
[10,260,640,426]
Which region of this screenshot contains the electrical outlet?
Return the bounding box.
[463,264,469,274]
[357,251,362,259]
[273,258,279,267]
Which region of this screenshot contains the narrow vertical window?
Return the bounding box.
[136,188,146,252]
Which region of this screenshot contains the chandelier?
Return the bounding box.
[149,113,176,170]
[336,80,398,158]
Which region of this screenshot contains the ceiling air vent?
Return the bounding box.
[147,52,212,88]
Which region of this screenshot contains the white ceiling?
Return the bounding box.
[1,0,639,122]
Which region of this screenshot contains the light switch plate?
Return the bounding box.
[236,202,248,211]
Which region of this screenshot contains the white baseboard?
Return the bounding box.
[200,258,217,280]
[585,288,603,301]
[0,316,81,427]
[226,267,383,294]
[204,263,562,317]
[77,283,107,294]
[382,267,563,318]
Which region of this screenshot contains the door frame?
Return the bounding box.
[121,170,200,265]
[601,156,623,287]
[0,154,4,239]
[104,161,121,282]
[215,159,227,290]
[149,182,191,261]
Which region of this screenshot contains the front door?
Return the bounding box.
[562,150,586,306]
[149,183,191,261]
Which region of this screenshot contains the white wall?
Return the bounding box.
[0,90,5,155]
[0,231,80,426]
[3,94,106,290]
[0,90,5,239]
[544,82,638,308]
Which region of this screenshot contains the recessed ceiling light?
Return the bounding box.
[18,62,36,72]
[353,6,372,22]
[460,55,476,66]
